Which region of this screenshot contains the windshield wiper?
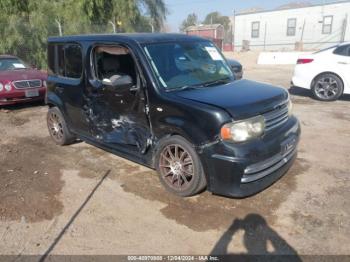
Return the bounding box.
[167,83,205,92]
[202,77,231,87]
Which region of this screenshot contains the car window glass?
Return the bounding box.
[334,45,350,57]
[50,44,82,78]
[48,45,55,74]
[57,45,65,76]
[313,45,338,54]
[0,58,27,71]
[93,46,136,84]
[144,41,233,90]
[64,44,83,78]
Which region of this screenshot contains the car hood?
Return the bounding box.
[0,69,47,82]
[174,79,288,120]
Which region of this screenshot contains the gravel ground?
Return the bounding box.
[0,52,349,257]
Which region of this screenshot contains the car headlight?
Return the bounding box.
[221,115,265,143]
[4,83,12,91]
[0,83,3,92]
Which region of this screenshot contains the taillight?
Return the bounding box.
[297,58,314,64]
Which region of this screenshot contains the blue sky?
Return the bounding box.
[164,0,340,31]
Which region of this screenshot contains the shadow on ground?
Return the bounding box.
[289,86,350,102]
[210,213,301,260]
[0,100,46,111]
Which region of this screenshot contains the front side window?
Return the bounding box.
[287,18,297,36]
[143,41,233,91]
[0,58,28,71]
[251,22,260,38]
[92,45,137,83]
[322,16,333,34]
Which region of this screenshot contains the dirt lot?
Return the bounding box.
[0,52,349,257]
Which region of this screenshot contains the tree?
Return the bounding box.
[203,12,230,31]
[180,13,198,32]
[0,0,168,68]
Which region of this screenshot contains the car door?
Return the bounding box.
[47,43,90,136]
[84,43,152,154]
[333,44,350,89]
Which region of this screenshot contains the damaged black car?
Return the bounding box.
[46,34,300,198]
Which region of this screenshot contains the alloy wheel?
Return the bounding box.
[48,112,64,142]
[159,144,195,191]
[314,76,339,100]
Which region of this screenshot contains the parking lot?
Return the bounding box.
[0,52,349,256]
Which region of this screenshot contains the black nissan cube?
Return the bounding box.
[46,33,300,198]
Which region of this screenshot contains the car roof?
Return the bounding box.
[48,33,208,44]
[0,55,18,59]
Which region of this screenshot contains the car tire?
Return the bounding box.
[155,135,207,197]
[312,73,344,101]
[47,107,76,146]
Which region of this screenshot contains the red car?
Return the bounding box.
[0,55,47,106]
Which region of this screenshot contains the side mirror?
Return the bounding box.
[102,75,133,89]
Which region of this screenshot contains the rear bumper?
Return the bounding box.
[198,116,300,198]
[0,88,46,105]
[292,65,314,89]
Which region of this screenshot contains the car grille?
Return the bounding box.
[13,80,42,89]
[263,101,289,131]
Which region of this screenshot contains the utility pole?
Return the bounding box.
[263,22,267,51]
[55,19,62,36]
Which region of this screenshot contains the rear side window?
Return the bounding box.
[334,45,350,57]
[48,43,83,78]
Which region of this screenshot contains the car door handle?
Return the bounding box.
[338,61,349,65]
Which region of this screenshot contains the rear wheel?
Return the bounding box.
[47,107,76,145]
[155,136,207,197]
[312,73,344,101]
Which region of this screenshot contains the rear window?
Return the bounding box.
[48,43,83,78]
[313,45,338,54]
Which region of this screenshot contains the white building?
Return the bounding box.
[233,1,350,51]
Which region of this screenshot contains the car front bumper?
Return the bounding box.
[198,116,300,198]
[0,88,46,106]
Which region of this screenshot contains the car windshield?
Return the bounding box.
[143,41,234,91]
[0,58,28,71]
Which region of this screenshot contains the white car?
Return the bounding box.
[292,42,350,101]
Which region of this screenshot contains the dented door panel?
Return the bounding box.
[84,42,152,154]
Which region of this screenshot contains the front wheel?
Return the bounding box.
[47,107,76,145]
[312,73,344,101]
[155,136,207,197]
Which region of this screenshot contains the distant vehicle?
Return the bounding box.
[46,34,299,198]
[292,43,350,101]
[227,58,243,80]
[0,55,47,106]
